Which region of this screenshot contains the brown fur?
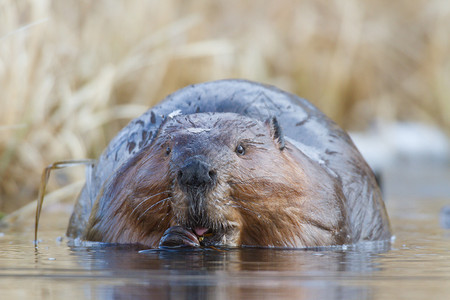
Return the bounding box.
[83,112,351,248]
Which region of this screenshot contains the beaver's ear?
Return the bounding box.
[265,117,285,151]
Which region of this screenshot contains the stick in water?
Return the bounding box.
[34,159,96,246]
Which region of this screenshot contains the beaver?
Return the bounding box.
[66,79,391,248]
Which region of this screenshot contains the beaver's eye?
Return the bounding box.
[165,147,171,156]
[235,144,245,156]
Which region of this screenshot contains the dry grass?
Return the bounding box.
[1,0,449,212]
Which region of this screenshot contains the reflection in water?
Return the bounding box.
[64,242,390,300]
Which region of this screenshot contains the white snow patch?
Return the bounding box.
[350,121,449,171]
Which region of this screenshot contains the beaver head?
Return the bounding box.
[84,112,349,248]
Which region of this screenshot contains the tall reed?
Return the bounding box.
[1,0,449,212]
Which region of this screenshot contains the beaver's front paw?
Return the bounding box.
[158,226,200,248]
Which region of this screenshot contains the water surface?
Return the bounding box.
[1,163,449,299]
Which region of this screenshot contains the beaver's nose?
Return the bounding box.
[177,158,216,188]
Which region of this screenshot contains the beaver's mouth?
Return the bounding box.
[192,226,210,237]
[188,224,225,246]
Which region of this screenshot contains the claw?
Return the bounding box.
[158,226,200,248]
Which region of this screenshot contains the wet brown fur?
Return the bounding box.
[84,113,351,248]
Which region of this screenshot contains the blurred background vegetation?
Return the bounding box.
[0,0,449,213]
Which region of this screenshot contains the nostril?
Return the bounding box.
[208,170,216,180]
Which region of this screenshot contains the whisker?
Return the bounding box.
[156,213,171,230]
[137,196,173,220]
[228,196,264,206]
[226,201,262,219]
[131,190,170,216]
[228,176,278,185]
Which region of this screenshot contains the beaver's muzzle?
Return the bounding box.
[177,156,217,190]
